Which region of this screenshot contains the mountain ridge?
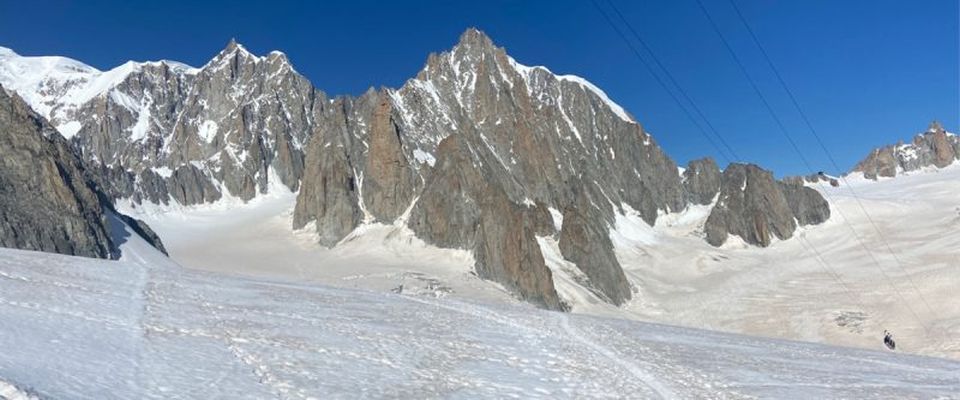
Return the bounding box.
[851,120,959,179]
[0,28,832,309]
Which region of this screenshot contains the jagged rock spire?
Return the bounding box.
[456,27,496,49]
[853,121,959,179]
[929,120,944,133]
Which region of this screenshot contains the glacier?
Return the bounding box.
[0,213,957,398]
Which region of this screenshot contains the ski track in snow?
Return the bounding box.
[554,313,675,399]
[0,216,959,398]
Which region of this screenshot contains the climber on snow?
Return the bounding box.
[883,330,896,350]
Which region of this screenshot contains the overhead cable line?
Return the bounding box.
[693,0,935,335]
[589,0,735,165]
[596,0,890,334]
[724,0,943,324]
[602,0,742,161]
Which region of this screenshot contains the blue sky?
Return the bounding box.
[1,0,957,175]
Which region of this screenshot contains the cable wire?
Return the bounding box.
[602,0,742,161]
[589,0,735,165]
[693,0,935,335]
[724,0,943,325]
[596,0,893,336]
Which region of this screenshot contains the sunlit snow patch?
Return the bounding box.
[412,148,436,167]
[197,120,218,143]
[56,120,82,138]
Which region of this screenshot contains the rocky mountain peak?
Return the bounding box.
[205,39,261,71]
[221,38,248,56]
[0,32,835,311]
[420,28,505,78]
[456,28,496,50]
[264,50,296,76]
[266,50,290,63]
[928,120,945,133]
[852,121,958,179]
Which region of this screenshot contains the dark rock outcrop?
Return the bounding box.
[360,91,419,222]
[705,163,831,247]
[800,172,839,187]
[682,157,722,205]
[0,87,164,258]
[292,109,361,246]
[168,164,222,205]
[705,164,799,247]
[116,213,168,255]
[779,177,831,226]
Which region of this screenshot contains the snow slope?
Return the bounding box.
[0,217,958,398]
[607,162,960,360]
[116,189,516,305]
[119,160,960,363]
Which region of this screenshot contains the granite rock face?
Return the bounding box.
[0,30,835,309]
[293,29,693,307]
[779,177,831,227]
[682,157,722,205]
[705,164,797,247]
[292,95,364,247]
[386,29,694,306]
[558,191,631,306]
[0,87,165,258]
[406,134,562,309]
[853,121,958,179]
[1,41,324,207]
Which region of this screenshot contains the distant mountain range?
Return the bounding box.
[6,28,946,310]
[852,121,958,180]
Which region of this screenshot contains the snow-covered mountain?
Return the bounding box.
[122,148,960,361]
[0,29,832,311]
[0,40,318,206]
[0,221,957,399]
[852,120,959,179]
[0,45,196,138]
[1,27,960,398]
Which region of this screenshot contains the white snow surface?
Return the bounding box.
[547,207,564,232]
[55,120,81,138]
[117,189,511,304]
[506,55,634,123]
[0,215,958,398]
[108,137,960,365]
[0,46,197,137]
[412,148,437,167]
[555,74,634,123]
[598,163,960,360]
[197,120,219,143]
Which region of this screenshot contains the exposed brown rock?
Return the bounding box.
[362,90,418,222]
[409,135,563,310]
[852,121,958,179]
[558,190,631,305]
[293,115,361,247]
[705,164,798,247]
